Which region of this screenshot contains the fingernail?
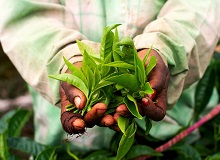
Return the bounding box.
[72,119,85,130]
[74,97,81,109]
[142,98,149,106]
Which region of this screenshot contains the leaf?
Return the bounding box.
[0,109,16,134]
[8,109,32,137]
[49,73,88,97]
[35,147,57,160]
[194,63,215,119]
[112,28,121,62]
[144,117,152,135]
[104,73,140,92]
[206,153,220,160]
[144,82,154,94]
[118,116,130,134]
[99,86,114,106]
[124,95,142,119]
[0,132,9,160]
[142,46,152,65]
[135,117,152,135]
[76,39,101,65]
[63,57,88,87]
[134,48,145,86]
[82,50,97,71]
[101,51,114,77]
[116,122,137,160]
[94,67,101,87]
[92,80,114,94]
[83,149,113,160]
[66,143,79,160]
[126,145,162,159]
[82,64,95,94]
[170,143,201,160]
[7,137,47,156]
[137,65,145,86]
[117,36,135,48]
[145,56,156,75]
[118,36,146,85]
[100,24,121,61]
[103,61,135,70]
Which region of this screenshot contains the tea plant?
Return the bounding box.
[49,24,156,159]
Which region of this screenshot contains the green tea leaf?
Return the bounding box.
[76,39,100,63]
[100,86,114,106]
[63,57,88,86]
[100,24,121,61]
[82,64,95,94]
[94,67,101,87]
[93,80,114,94]
[49,73,88,97]
[137,65,145,86]
[116,122,137,160]
[118,116,130,134]
[113,28,121,62]
[103,61,135,70]
[124,95,142,119]
[82,50,97,71]
[134,47,145,86]
[117,36,134,48]
[144,82,154,93]
[145,56,156,75]
[142,46,152,65]
[101,51,114,77]
[104,73,140,92]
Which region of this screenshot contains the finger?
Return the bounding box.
[109,112,120,132]
[84,103,107,127]
[61,82,87,110]
[113,112,119,123]
[99,114,115,127]
[142,89,167,121]
[143,69,170,121]
[116,104,133,117]
[60,86,72,113]
[148,53,169,94]
[60,111,86,134]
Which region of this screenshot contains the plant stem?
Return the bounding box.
[156,104,220,153]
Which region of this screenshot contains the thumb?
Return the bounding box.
[61,82,87,110]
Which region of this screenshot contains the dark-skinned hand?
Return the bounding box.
[116,49,170,121]
[60,49,170,135]
[60,62,115,135]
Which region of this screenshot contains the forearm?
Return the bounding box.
[0,0,87,106]
[134,0,220,109]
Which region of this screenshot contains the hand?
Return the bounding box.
[60,62,115,135]
[116,49,170,121]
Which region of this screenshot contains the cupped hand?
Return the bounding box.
[60,62,115,135]
[116,49,170,121]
